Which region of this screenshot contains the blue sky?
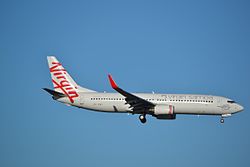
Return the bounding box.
[1,0,250,166]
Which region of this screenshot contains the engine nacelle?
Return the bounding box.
[153,105,176,120]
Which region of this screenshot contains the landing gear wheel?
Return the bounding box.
[139,114,147,124]
[220,118,224,124]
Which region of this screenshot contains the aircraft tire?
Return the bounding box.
[139,115,146,124]
[220,118,224,124]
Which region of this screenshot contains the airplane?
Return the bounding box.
[43,56,244,124]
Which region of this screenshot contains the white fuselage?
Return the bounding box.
[57,92,243,116]
[45,56,244,123]
[44,56,243,123]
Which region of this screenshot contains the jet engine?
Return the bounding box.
[153,105,176,119]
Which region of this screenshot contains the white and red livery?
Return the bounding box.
[44,56,244,124]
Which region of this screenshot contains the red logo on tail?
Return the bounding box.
[50,62,79,103]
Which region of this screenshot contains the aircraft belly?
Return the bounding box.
[81,101,129,113]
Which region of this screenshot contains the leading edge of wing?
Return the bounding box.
[108,74,155,110]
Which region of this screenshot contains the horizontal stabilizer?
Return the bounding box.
[43,88,66,99]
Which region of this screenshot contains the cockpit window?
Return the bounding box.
[227,100,235,103]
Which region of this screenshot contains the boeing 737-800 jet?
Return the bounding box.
[43,56,244,124]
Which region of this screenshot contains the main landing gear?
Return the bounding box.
[139,114,147,124]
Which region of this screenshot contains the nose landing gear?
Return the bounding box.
[139,114,147,124]
[220,118,224,124]
[220,114,231,124]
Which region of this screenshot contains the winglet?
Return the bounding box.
[108,74,118,89]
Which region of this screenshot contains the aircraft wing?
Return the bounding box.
[108,75,155,112]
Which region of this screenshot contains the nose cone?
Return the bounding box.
[236,104,244,113]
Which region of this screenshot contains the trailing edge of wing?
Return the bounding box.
[108,74,155,111]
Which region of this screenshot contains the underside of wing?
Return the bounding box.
[108,75,155,113]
